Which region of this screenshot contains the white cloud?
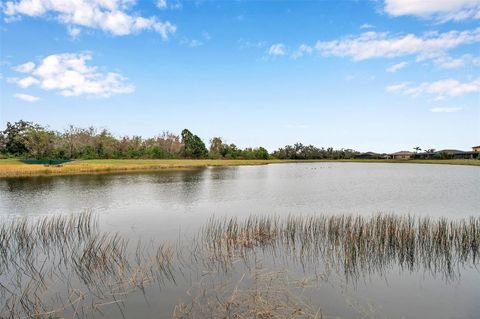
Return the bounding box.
[11,53,134,97]
[180,32,211,48]
[386,61,408,72]
[384,0,480,22]
[152,21,176,40]
[188,39,202,47]
[292,44,313,59]
[433,54,480,69]
[268,43,286,56]
[430,107,463,113]
[238,39,267,49]
[385,82,410,92]
[387,78,480,99]
[314,28,480,61]
[168,1,182,10]
[67,26,81,38]
[13,61,35,73]
[3,0,176,39]
[16,76,40,88]
[157,0,167,9]
[14,93,40,102]
[360,23,374,29]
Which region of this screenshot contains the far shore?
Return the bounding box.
[0,158,478,178]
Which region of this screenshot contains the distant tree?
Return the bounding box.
[24,127,57,159]
[253,147,269,160]
[181,129,208,159]
[434,151,453,160]
[413,146,422,153]
[1,121,36,156]
[272,143,357,160]
[156,131,182,155]
[209,137,223,153]
[0,121,362,161]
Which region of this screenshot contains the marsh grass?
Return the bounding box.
[200,214,480,280]
[0,212,479,318]
[0,159,275,178]
[173,269,323,319]
[0,212,175,318]
[0,158,478,178]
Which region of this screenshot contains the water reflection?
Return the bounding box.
[1,163,479,219]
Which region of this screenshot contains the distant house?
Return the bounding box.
[422,149,478,160]
[453,151,478,159]
[391,151,414,159]
[436,149,478,160]
[354,152,374,159]
[473,146,480,152]
[354,152,387,159]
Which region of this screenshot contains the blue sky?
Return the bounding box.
[0,0,479,152]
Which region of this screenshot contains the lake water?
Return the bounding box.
[1,163,479,318]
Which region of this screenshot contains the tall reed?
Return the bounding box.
[200,214,480,279]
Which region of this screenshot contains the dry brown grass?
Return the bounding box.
[173,269,323,319]
[0,159,276,178]
[1,158,478,178]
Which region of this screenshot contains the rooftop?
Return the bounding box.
[391,151,414,155]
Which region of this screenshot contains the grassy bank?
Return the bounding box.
[0,158,478,178]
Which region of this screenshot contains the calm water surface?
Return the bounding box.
[1,163,479,318]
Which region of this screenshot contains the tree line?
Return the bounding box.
[0,121,357,160]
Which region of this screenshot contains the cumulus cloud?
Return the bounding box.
[430,107,463,113]
[67,26,81,38]
[13,61,35,73]
[314,28,480,61]
[10,53,135,97]
[433,54,480,69]
[3,0,177,39]
[292,44,313,59]
[385,82,410,92]
[14,93,40,102]
[268,43,286,56]
[387,78,480,100]
[386,61,408,72]
[16,76,40,88]
[384,0,480,22]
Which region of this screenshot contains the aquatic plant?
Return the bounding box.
[1,212,479,318]
[200,214,480,279]
[0,212,175,318]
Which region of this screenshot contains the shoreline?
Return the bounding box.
[0,158,478,178]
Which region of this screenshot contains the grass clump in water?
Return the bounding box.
[200,214,480,279]
[1,212,479,318]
